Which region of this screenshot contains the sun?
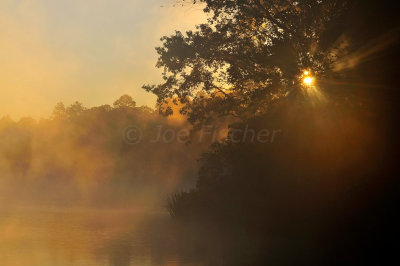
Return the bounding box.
[303,76,313,85]
[302,70,314,85]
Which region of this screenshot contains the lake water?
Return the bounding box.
[0,208,200,266]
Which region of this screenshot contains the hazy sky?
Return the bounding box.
[0,0,206,119]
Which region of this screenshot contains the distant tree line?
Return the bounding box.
[0,95,209,208]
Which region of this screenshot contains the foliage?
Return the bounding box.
[158,0,400,264]
[113,94,137,109]
[144,0,355,126]
[0,95,209,208]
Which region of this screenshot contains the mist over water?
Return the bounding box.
[0,105,201,209]
[0,97,232,265]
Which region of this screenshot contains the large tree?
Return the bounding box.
[144,0,356,125]
[150,1,400,264]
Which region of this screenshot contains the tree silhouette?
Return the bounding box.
[155,0,400,264]
[144,0,358,126]
[66,101,86,118]
[113,94,137,109]
[51,102,68,120]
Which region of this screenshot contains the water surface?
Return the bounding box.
[0,208,196,266]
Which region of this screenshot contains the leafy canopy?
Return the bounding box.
[143,0,352,125]
[113,94,137,109]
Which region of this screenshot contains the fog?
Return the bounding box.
[0,96,223,211]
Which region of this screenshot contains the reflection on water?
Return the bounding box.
[0,208,197,266]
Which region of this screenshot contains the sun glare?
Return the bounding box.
[303,76,313,85]
[300,70,324,103]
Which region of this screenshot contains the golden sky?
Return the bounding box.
[0,0,206,119]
